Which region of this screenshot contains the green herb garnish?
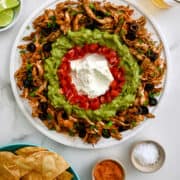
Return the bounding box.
[118,10,124,14]
[89,3,95,10]
[143,100,149,106]
[49,15,56,21]
[19,50,26,54]
[106,121,113,127]
[47,22,53,28]
[138,39,143,44]
[104,12,111,16]
[29,91,36,97]
[29,87,38,97]
[131,121,137,127]
[149,92,160,98]
[26,63,32,71]
[120,29,126,36]
[69,130,75,136]
[137,48,144,54]
[47,16,57,29]
[118,18,124,26]
[90,125,97,130]
[47,113,53,120]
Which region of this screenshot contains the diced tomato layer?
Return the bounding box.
[65,49,76,59]
[90,98,100,110]
[57,44,126,110]
[100,96,106,104]
[79,101,90,110]
[88,44,99,53]
[110,90,120,97]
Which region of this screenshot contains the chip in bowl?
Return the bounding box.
[0,145,75,180]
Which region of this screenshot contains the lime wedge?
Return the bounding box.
[0,8,14,27]
[0,0,19,12]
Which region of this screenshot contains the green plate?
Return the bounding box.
[0,143,80,180]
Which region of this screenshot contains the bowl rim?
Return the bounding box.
[130,140,166,173]
[92,158,126,180]
[0,0,23,32]
[0,143,81,180]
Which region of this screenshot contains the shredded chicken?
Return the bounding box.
[15,0,166,145]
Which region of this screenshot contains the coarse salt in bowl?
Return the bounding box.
[130,140,166,173]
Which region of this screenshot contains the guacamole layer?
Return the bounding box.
[45,29,140,121]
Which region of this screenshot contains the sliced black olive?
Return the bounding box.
[27,69,32,78]
[39,102,48,113]
[61,111,69,119]
[129,22,139,33]
[118,126,128,132]
[145,83,154,91]
[86,23,96,30]
[125,31,136,41]
[78,129,86,138]
[149,97,158,106]
[75,122,85,131]
[39,113,47,120]
[41,27,52,36]
[23,79,32,88]
[146,50,158,62]
[125,22,139,41]
[137,60,142,66]
[43,42,52,52]
[95,10,106,18]
[86,20,100,30]
[43,90,48,98]
[102,129,111,138]
[138,106,149,115]
[51,23,60,32]
[23,68,33,88]
[26,43,36,52]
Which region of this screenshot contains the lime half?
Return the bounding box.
[0,0,19,12]
[0,8,14,27]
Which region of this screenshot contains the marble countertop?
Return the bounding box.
[0,0,179,179]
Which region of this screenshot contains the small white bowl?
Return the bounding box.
[130,140,166,173]
[92,158,126,180]
[0,0,23,32]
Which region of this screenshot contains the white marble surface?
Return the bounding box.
[0,0,179,179]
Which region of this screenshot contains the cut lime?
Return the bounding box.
[0,8,14,27]
[0,0,19,12]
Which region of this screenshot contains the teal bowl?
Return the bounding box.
[0,143,80,180]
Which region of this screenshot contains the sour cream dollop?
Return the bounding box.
[70,54,114,98]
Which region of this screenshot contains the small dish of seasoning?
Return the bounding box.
[92,159,125,180]
[130,140,165,173]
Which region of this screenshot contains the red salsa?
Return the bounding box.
[93,159,125,180]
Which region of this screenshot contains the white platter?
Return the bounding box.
[10,0,169,149]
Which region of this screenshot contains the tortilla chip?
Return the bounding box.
[15,156,32,176]
[0,151,31,178]
[15,146,47,157]
[25,151,69,180]
[0,164,20,180]
[21,171,43,180]
[56,171,73,180]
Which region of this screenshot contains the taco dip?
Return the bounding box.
[14,0,166,145]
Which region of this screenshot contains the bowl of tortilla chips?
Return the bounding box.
[0,144,80,180]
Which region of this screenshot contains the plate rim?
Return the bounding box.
[10,0,170,149]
